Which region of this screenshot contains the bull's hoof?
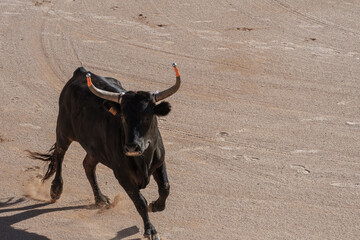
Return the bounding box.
[144,223,159,240]
[50,180,63,201]
[95,194,111,207]
[148,201,165,213]
[144,233,160,240]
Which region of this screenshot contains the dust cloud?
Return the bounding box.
[24,176,51,202]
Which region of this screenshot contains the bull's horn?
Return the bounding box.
[153,63,181,102]
[86,73,124,103]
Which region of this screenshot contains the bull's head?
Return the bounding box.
[86,63,181,157]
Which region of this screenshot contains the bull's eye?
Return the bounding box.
[143,116,151,124]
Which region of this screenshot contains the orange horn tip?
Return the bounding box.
[86,73,92,87]
[172,63,180,77]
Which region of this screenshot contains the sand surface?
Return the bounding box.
[0,0,359,239]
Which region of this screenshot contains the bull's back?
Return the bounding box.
[56,67,123,158]
[59,67,124,112]
[60,67,124,103]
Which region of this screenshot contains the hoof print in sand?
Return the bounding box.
[290,164,310,175]
[216,131,230,141]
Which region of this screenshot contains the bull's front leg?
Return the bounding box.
[149,163,170,212]
[123,186,160,240]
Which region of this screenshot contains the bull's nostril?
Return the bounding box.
[124,143,141,154]
[134,145,141,152]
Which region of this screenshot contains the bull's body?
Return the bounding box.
[59,67,165,189]
[29,65,180,239]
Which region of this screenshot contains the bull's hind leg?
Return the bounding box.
[50,143,69,202]
[149,163,170,212]
[83,154,110,206]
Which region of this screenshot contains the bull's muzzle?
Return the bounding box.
[124,143,142,157]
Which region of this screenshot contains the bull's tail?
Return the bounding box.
[26,144,56,181]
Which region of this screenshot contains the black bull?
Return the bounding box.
[28,64,181,239]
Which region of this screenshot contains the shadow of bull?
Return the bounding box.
[0,197,140,240]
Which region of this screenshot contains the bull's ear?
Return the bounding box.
[154,101,171,116]
[103,101,121,116]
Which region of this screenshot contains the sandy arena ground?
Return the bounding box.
[0,0,359,239]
